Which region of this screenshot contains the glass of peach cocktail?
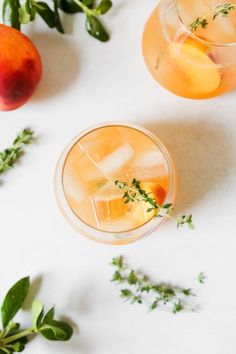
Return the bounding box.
[54,123,176,244]
[142,0,236,99]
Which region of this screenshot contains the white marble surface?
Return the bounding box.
[1,0,236,353]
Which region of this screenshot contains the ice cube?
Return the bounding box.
[97,143,134,177]
[66,197,98,228]
[117,126,158,156]
[63,173,86,204]
[90,182,132,228]
[126,149,169,189]
[63,142,108,204]
[79,127,123,163]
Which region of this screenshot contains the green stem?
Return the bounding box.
[73,0,95,16]
[189,3,236,30]
[1,329,35,345]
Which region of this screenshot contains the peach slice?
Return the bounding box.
[127,182,167,224]
[169,42,221,94]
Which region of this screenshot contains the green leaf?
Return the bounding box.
[58,0,83,13]
[39,320,73,341]
[6,340,27,352]
[18,1,31,24]
[32,300,44,331]
[120,289,132,298]
[53,0,64,33]
[42,307,55,324]
[111,256,123,269]
[96,0,112,14]
[1,277,30,328]
[111,270,124,282]
[127,270,138,285]
[4,321,20,336]
[86,15,109,42]
[2,0,21,30]
[33,1,56,28]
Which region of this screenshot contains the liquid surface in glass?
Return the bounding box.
[142,0,236,99]
[62,126,170,232]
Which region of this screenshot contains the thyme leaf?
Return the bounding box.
[0,128,34,179]
[111,256,198,314]
[189,3,236,31]
[115,179,194,229]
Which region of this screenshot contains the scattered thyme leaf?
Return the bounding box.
[111,256,198,314]
[189,3,236,31]
[115,179,194,229]
[0,128,34,179]
[111,256,124,270]
[120,289,132,299]
[197,272,206,284]
[111,270,124,283]
[173,300,184,314]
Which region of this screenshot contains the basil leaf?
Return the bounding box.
[86,15,109,42]
[1,277,30,328]
[18,1,31,24]
[96,0,112,14]
[3,0,21,30]
[33,1,56,28]
[39,320,73,341]
[42,307,55,324]
[57,0,83,13]
[32,300,44,330]
[7,340,26,352]
[5,321,20,336]
[53,0,64,33]
[7,336,28,353]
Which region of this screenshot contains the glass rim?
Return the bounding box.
[175,0,236,47]
[54,122,176,243]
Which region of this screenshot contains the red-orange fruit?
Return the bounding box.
[0,24,42,111]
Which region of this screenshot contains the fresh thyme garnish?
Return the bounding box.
[0,128,34,178]
[197,272,206,284]
[115,178,194,229]
[189,3,236,31]
[111,256,197,314]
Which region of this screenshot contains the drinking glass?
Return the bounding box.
[142,0,236,99]
[54,123,176,245]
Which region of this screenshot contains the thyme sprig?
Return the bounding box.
[115,179,194,229]
[197,272,206,284]
[189,3,236,31]
[111,256,196,314]
[0,128,34,178]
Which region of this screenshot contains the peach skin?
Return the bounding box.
[0,25,42,111]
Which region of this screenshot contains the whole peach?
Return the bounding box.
[0,25,42,111]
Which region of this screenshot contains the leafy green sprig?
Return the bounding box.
[115,179,194,229]
[197,272,206,284]
[189,3,236,31]
[111,256,196,314]
[0,277,73,354]
[0,128,33,178]
[2,0,112,42]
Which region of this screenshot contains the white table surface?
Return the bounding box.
[1,1,236,353]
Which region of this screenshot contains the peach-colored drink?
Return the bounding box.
[55,124,175,244]
[143,0,236,99]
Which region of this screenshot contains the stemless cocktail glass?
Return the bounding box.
[142,0,236,99]
[55,123,176,245]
